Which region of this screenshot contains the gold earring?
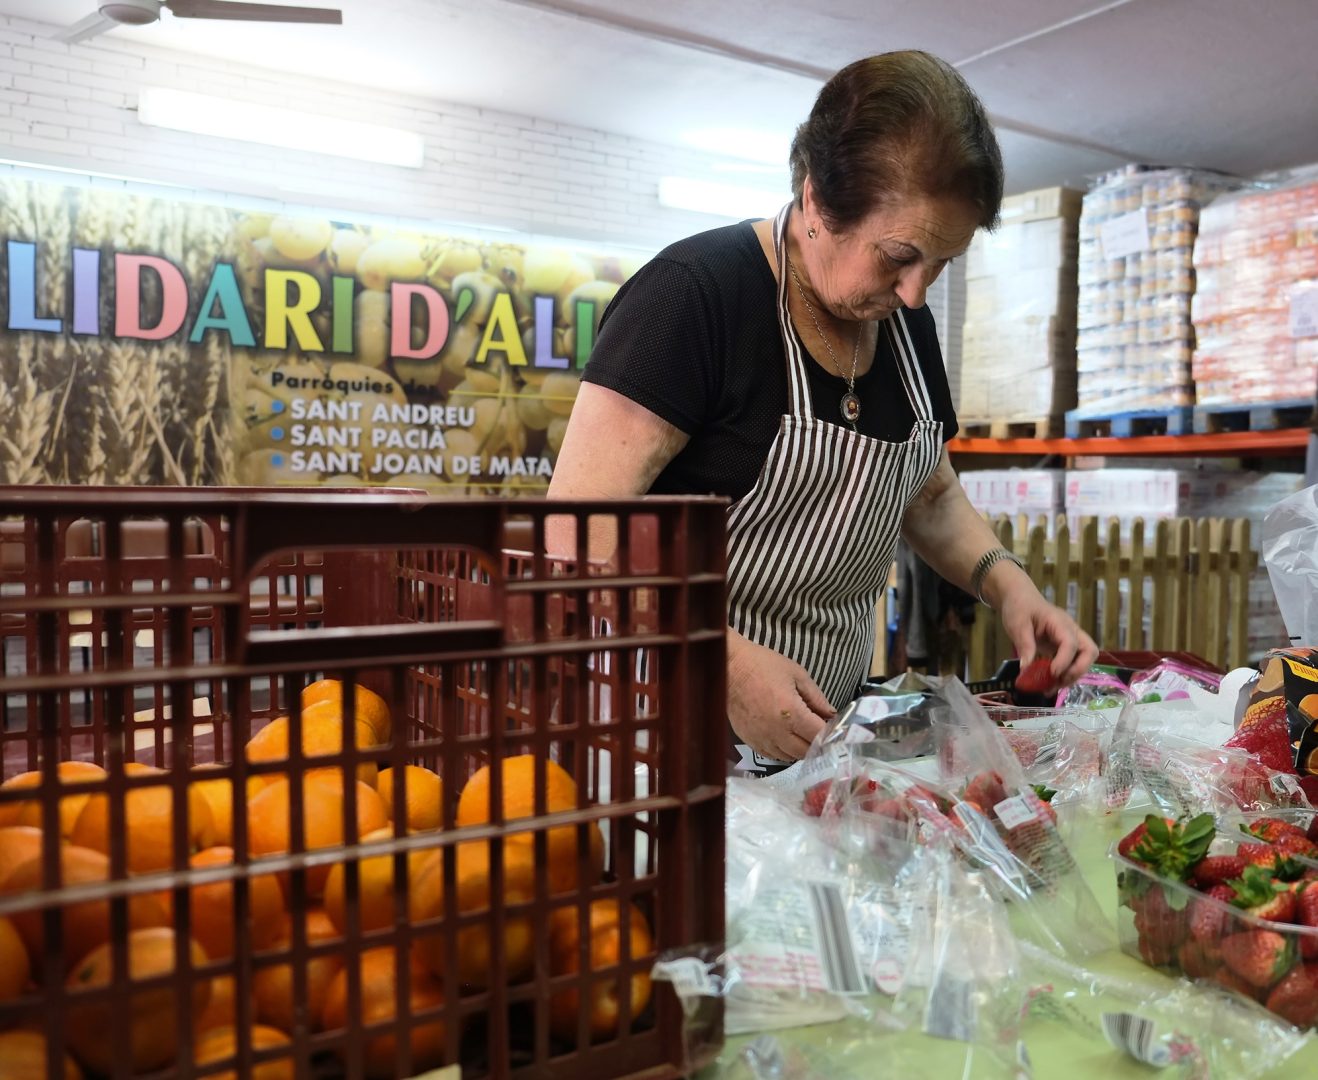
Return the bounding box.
[807,226,817,239]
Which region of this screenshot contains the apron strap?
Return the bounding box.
[772,203,815,421]
[887,309,935,422]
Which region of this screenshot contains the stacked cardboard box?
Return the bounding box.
[1192,171,1318,405]
[1074,166,1241,416]
[959,187,1081,425]
[961,469,1064,526]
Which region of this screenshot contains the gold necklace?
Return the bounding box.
[786,254,863,427]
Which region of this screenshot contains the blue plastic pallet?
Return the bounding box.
[1192,399,1314,435]
[1064,406,1195,439]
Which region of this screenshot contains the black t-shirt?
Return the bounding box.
[583,220,959,502]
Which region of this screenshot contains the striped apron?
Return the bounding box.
[728,203,943,774]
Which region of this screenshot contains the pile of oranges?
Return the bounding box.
[0,679,654,1078]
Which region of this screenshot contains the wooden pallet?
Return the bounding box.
[1064,406,1194,439]
[958,416,1065,440]
[1192,399,1315,435]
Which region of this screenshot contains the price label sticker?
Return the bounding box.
[1099,209,1150,259]
[1289,284,1318,338]
[994,795,1037,831]
[652,957,716,999]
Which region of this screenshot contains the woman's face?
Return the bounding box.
[801,182,981,322]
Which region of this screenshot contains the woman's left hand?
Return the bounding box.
[996,578,1098,687]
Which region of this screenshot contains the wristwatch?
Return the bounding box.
[970,547,1026,606]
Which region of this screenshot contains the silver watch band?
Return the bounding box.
[970,547,1025,606]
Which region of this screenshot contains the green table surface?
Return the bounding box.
[699,810,1318,1079]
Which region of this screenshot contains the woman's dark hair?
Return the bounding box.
[790,51,1004,231]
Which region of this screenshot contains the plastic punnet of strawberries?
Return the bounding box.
[1115,811,1318,1028]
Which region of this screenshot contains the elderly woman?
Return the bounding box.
[548,51,1097,772]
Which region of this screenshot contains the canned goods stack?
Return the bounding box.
[1074,166,1241,416]
[1191,170,1318,405]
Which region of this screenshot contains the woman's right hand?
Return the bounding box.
[727,630,836,762]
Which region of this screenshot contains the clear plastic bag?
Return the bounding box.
[717,777,913,1035]
[682,835,1035,1080]
[1020,941,1308,1079]
[1129,735,1311,817]
[1129,659,1224,703]
[930,678,1116,959]
[1262,484,1318,645]
[890,838,1030,1074]
[1056,671,1131,711]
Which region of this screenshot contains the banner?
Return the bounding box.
[0,177,645,491]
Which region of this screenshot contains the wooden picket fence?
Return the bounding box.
[963,515,1258,680]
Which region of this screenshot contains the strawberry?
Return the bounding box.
[1220,930,1295,988]
[1191,854,1246,888]
[1138,930,1177,968]
[1237,842,1304,880]
[1132,886,1188,963]
[1211,965,1265,1002]
[1264,963,1318,1027]
[1120,813,1216,882]
[861,797,910,822]
[1275,832,1318,862]
[1118,821,1153,859]
[904,785,949,813]
[1190,884,1237,944]
[963,770,1008,813]
[1178,937,1222,979]
[1242,817,1309,845]
[802,780,835,817]
[1307,815,1318,844]
[1295,881,1318,959]
[1230,864,1297,923]
[803,776,878,816]
[1014,656,1057,695]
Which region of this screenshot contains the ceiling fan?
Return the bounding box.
[57,0,343,44]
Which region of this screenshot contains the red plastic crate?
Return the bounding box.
[0,487,727,1079]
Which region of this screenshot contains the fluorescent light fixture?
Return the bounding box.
[137,88,426,169]
[658,177,786,219]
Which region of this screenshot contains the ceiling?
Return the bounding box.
[3,0,1317,195]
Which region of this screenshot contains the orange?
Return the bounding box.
[323,826,434,935]
[252,907,343,1036]
[190,770,236,846]
[246,772,389,896]
[408,841,535,988]
[0,826,44,890]
[69,762,218,874]
[65,927,210,1075]
[0,914,29,1001]
[194,1024,294,1080]
[245,713,379,788]
[5,844,171,973]
[302,679,393,743]
[0,1029,83,1079]
[321,946,446,1079]
[159,846,286,960]
[377,765,443,831]
[548,900,653,1043]
[0,761,107,835]
[455,754,604,894]
[197,974,236,1034]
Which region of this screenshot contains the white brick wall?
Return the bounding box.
[0,14,778,252]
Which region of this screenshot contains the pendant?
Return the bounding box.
[840,391,862,424]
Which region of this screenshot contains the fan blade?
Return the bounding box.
[166,0,341,22]
[56,12,119,43]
